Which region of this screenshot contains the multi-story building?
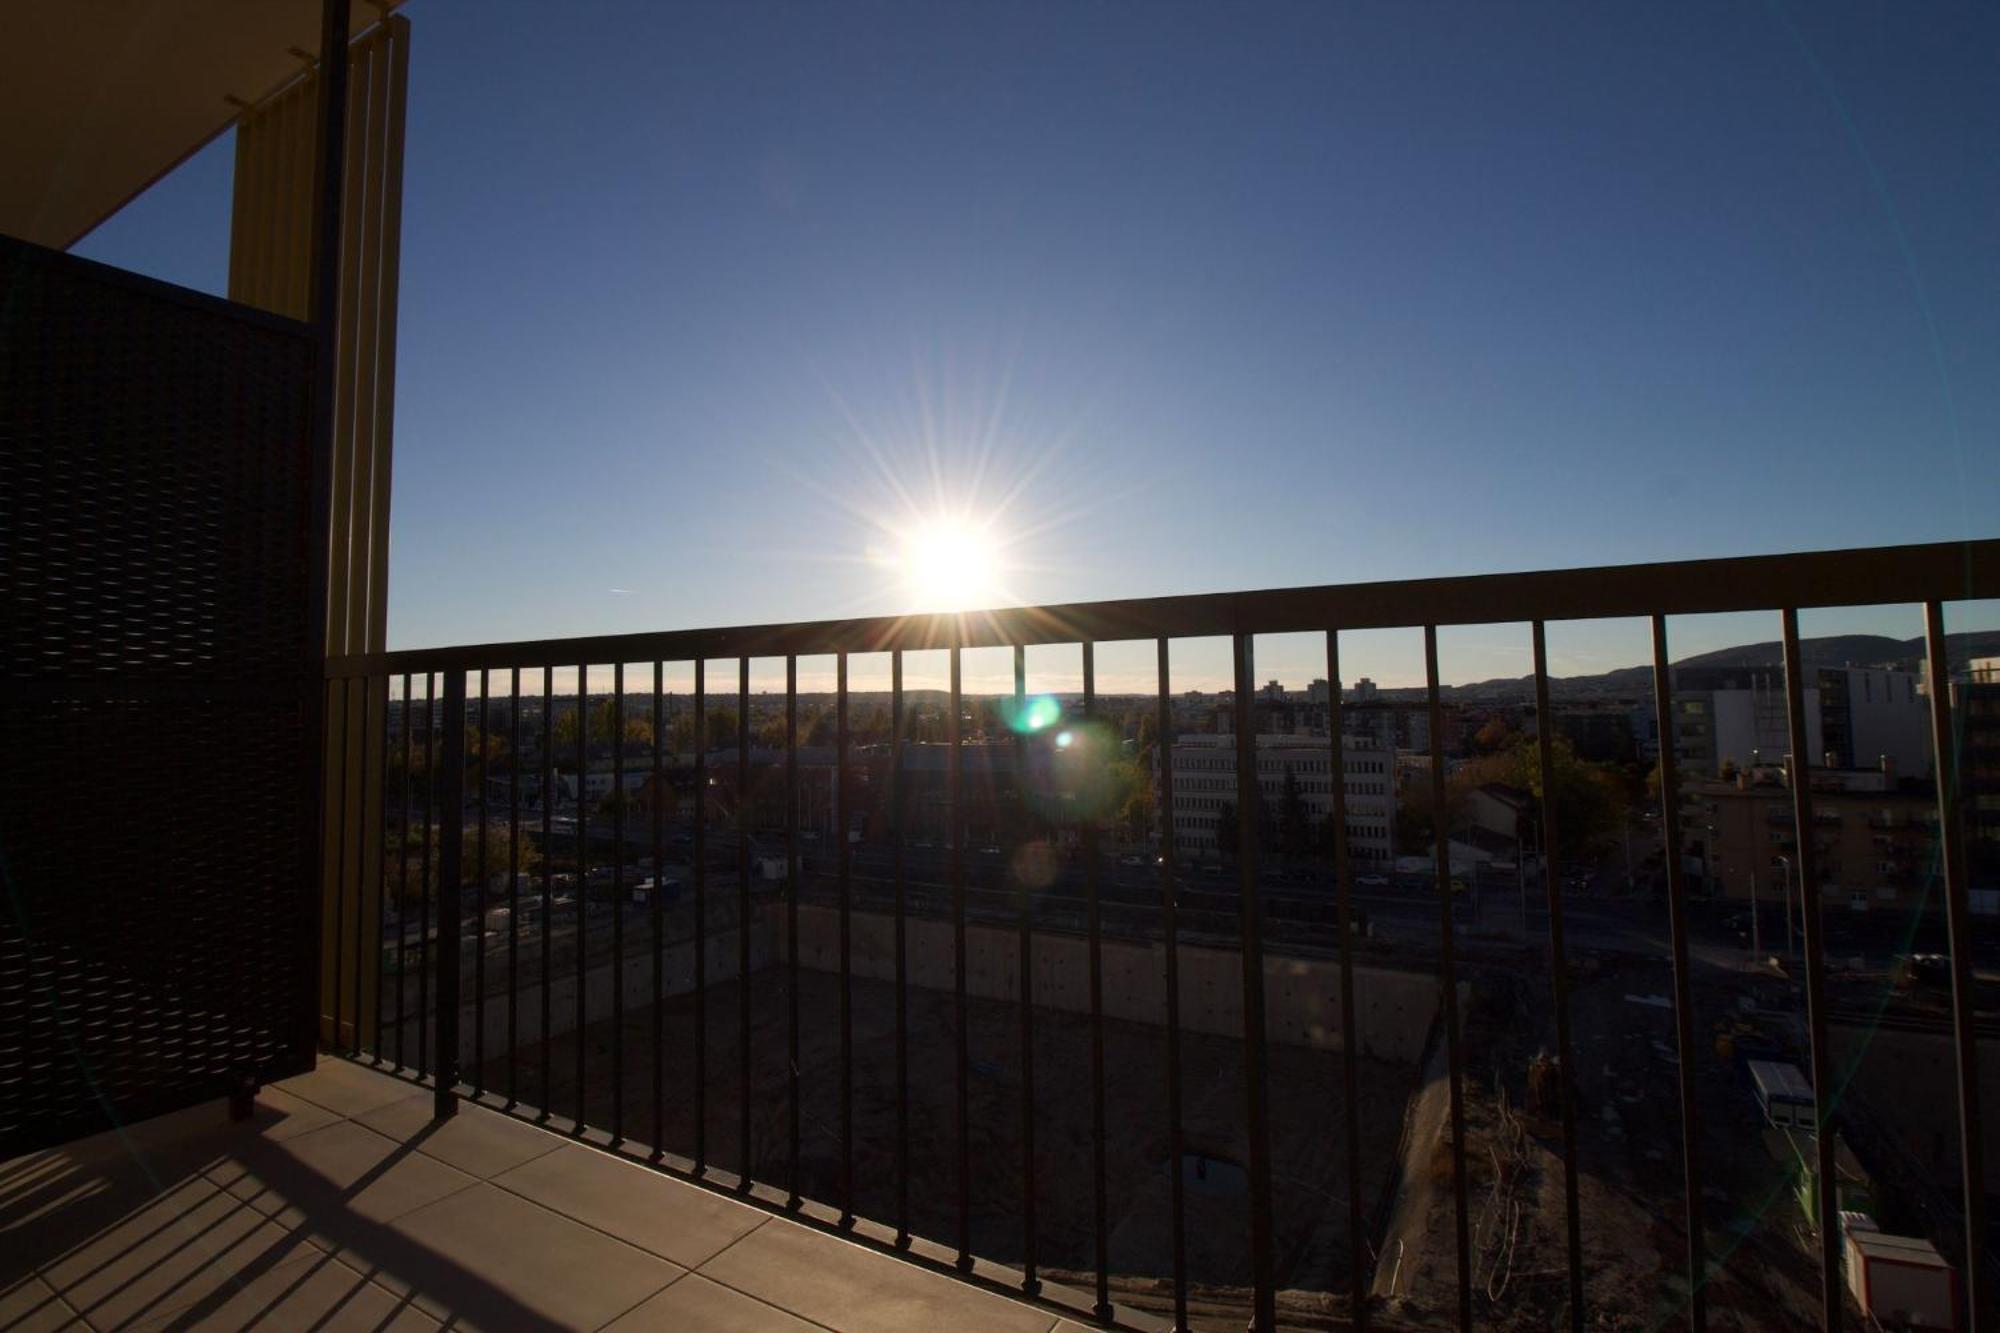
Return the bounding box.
[1679,770,1938,912]
[1960,657,2000,892]
[1672,666,1820,779]
[1670,663,1931,782]
[1164,733,1395,865]
[1817,666,1930,776]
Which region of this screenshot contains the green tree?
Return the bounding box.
[1279,769,1309,857]
[1134,710,1159,765]
[757,713,790,750]
[706,705,741,751]
[1452,734,1628,855]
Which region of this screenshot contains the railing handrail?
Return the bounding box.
[327,537,1999,677]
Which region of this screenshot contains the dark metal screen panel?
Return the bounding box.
[0,236,317,1154]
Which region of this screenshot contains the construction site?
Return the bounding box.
[433,873,1983,1331]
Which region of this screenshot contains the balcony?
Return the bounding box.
[1,1058,1073,1332]
[9,464,2000,1329]
[6,9,2000,1332]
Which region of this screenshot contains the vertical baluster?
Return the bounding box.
[508,667,521,1106]
[1014,644,1039,1294]
[540,667,553,1115]
[738,657,752,1191]
[1532,624,1585,1332]
[474,671,488,1094]
[652,661,666,1157]
[331,678,351,1053]
[1083,643,1110,1321]
[575,663,589,1131]
[354,678,370,1058]
[837,651,855,1228]
[1924,601,1987,1327]
[786,655,802,1207]
[370,680,386,1059]
[435,671,466,1120]
[952,643,972,1271]
[1157,638,1188,1332]
[1649,616,1707,1332]
[1781,610,1839,1330]
[1232,634,1277,1332]
[419,673,434,1076]
[1325,633,1367,1329]
[695,660,710,1173]
[893,650,911,1246]
[396,672,412,1071]
[1424,627,1472,1333]
[612,663,626,1141]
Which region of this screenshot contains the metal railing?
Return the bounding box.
[319,538,1998,1333]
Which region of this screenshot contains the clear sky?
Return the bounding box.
[75,1,1998,692]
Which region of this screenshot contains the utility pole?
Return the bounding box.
[1778,854,1796,961]
[1750,870,1762,962]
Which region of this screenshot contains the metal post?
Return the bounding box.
[1424,627,1472,1332]
[1923,601,1987,1328]
[298,0,351,1068]
[1780,609,1840,1329]
[1232,633,1277,1333]
[1750,872,1761,963]
[1156,638,1189,1333]
[434,669,465,1120]
[1650,615,1707,1331]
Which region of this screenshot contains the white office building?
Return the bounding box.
[1163,733,1395,864]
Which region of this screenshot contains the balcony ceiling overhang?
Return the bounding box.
[0,0,399,251]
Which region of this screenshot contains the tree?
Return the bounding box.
[1471,717,1514,755]
[1451,734,1628,857]
[706,706,741,751]
[1134,709,1159,765]
[757,714,790,750]
[1279,769,1309,857]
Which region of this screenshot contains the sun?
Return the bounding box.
[897,516,1000,611]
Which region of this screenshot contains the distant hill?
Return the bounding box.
[1402,630,2000,702]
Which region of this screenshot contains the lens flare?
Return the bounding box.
[1002,693,1062,735]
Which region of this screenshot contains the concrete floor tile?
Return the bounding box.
[356,1097,566,1179]
[205,1118,479,1238]
[492,1144,765,1268]
[272,1058,427,1119]
[127,1248,440,1331]
[384,1182,682,1329]
[39,1176,322,1330]
[604,1273,826,1331]
[0,1275,87,1331]
[699,1221,1053,1333]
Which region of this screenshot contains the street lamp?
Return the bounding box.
[1776,854,1797,961]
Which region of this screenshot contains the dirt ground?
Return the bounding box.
[474,959,1416,1328]
[1375,948,1847,1332]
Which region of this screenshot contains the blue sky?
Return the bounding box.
[76,1,1998,691]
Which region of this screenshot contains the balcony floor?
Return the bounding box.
[1,1058,1121,1332]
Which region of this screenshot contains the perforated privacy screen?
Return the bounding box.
[1,236,319,1153]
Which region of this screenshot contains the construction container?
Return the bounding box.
[1747,1058,1814,1128]
[1844,1228,1957,1330]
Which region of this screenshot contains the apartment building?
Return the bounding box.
[1165,733,1395,864]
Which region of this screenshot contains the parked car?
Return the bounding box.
[1356,872,1390,887]
[1118,854,1146,867]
